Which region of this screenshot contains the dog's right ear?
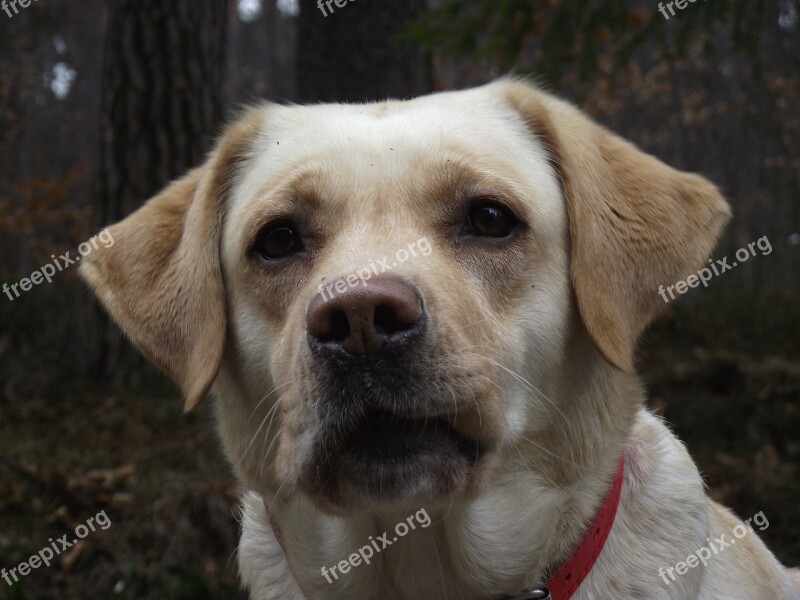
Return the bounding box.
[80,109,264,411]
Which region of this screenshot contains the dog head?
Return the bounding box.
[80,80,730,513]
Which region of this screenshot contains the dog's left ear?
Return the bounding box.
[500,80,731,372]
[80,110,264,410]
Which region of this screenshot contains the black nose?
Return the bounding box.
[306,274,423,355]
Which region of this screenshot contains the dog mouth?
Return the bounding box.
[300,409,487,508]
[341,410,484,467]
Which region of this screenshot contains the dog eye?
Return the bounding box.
[467,202,518,238]
[253,222,304,260]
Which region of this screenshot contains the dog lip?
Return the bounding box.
[339,409,485,462]
[300,407,488,506]
[330,409,486,491]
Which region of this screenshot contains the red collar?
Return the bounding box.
[263,455,625,600]
[502,455,626,600]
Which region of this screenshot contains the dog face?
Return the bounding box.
[216,92,571,510]
[80,80,730,513]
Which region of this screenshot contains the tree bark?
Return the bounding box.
[297,0,432,103]
[97,0,230,224]
[85,0,230,379]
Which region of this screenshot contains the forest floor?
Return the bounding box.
[1,308,798,600]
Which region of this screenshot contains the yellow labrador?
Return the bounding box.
[80,80,800,600]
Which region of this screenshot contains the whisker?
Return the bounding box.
[464,351,571,428]
[243,392,287,458]
[249,379,294,421]
[517,432,582,470]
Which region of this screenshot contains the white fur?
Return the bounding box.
[208,82,799,599]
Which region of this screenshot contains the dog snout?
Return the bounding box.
[306,274,424,355]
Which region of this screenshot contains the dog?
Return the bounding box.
[80,79,800,599]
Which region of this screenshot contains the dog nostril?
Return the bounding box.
[306,274,423,354]
[374,303,411,336]
[320,310,350,343]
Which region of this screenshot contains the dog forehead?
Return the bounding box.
[230,87,551,202]
[265,88,524,157]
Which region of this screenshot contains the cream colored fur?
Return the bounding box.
[80,80,800,600]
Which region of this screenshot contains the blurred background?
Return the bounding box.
[0,0,798,598]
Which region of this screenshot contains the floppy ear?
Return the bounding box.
[501,80,731,372]
[80,110,264,410]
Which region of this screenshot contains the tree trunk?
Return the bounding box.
[84,0,230,380]
[297,0,432,103]
[97,0,230,224]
